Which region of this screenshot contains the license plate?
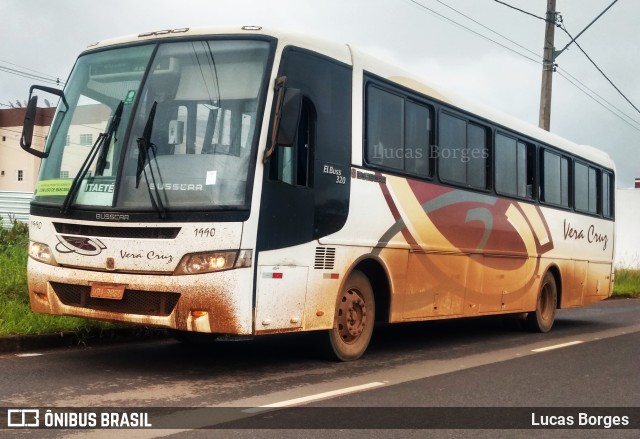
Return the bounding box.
[90,283,126,300]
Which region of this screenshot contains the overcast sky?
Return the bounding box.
[1,0,638,187]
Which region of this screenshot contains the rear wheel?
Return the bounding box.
[325,270,375,361]
[525,271,557,333]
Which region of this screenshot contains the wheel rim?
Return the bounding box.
[337,288,368,344]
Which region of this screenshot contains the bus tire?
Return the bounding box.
[325,270,375,361]
[525,271,557,333]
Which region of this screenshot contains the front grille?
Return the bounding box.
[53,223,181,239]
[50,282,180,316]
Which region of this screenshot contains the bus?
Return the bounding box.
[20,26,615,361]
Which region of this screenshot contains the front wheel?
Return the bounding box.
[525,271,557,333]
[325,270,375,361]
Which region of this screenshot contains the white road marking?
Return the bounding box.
[243,381,387,413]
[532,340,583,352]
[15,353,44,357]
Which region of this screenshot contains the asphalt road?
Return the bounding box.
[1,298,638,438]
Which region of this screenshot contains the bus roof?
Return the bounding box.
[84,25,614,170]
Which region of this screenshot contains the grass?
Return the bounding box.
[613,269,640,298]
[1,215,639,337]
[0,218,29,304]
[0,216,122,337]
[0,300,117,336]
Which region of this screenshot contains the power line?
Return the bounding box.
[433,0,541,61]
[0,64,64,86]
[495,0,639,119]
[559,24,640,117]
[554,0,619,59]
[483,0,640,129]
[557,67,640,128]
[493,0,548,22]
[403,0,640,134]
[405,0,541,64]
[0,58,61,82]
[556,69,640,133]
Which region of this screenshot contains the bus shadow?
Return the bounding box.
[69,310,621,379]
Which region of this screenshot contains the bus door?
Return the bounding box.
[255,47,352,333]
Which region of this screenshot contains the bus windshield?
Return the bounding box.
[34,39,272,212]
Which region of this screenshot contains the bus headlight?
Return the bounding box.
[29,241,58,266]
[174,250,252,275]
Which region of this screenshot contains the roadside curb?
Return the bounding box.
[0,327,168,354]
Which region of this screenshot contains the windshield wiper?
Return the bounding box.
[96,101,124,175]
[135,101,167,218]
[61,101,124,215]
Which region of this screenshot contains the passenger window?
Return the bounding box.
[365,84,432,178]
[495,133,534,199]
[366,86,404,170]
[438,112,488,189]
[541,149,569,207]
[405,101,431,177]
[575,161,599,214]
[602,171,613,218]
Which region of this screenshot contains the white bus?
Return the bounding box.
[21,26,615,361]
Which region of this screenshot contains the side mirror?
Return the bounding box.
[275,87,302,147]
[263,76,302,163]
[20,85,68,159]
[20,95,38,152]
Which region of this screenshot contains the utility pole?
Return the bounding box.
[539,0,557,131]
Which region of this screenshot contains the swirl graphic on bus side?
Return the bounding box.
[376,176,554,302]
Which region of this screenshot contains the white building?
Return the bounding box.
[615,180,640,268]
[0,106,53,191]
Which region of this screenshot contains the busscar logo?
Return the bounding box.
[7,409,40,427]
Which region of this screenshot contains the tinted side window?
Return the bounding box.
[495,133,518,196]
[588,167,598,213]
[542,149,569,207]
[365,84,433,177]
[574,162,589,211]
[439,113,466,185]
[366,86,403,170]
[467,123,486,189]
[438,112,488,189]
[602,171,613,218]
[405,101,431,177]
[575,162,599,214]
[495,135,534,199]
